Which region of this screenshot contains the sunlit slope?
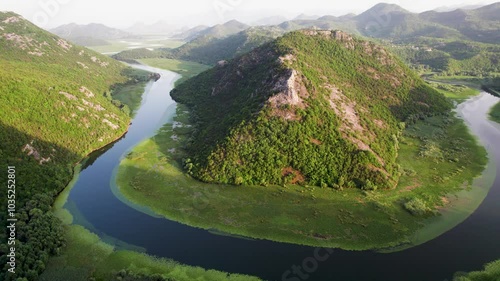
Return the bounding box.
[171,30,452,190]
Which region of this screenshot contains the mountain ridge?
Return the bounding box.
[113,2,500,69]
[171,30,451,189]
[50,22,132,45]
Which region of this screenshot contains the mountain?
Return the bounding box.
[0,12,147,280]
[50,23,131,45]
[172,20,249,42]
[433,4,484,12]
[125,20,177,35]
[170,30,451,189]
[353,3,461,40]
[114,26,282,65]
[420,3,500,43]
[1,13,135,158]
[274,4,499,43]
[173,25,210,41]
[193,20,250,39]
[356,3,410,21]
[114,3,500,68]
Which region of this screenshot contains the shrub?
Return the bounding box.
[404,197,430,216]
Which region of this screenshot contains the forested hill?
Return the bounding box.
[0,12,133,159]
[171,30,451,190]
[0,12,142,280]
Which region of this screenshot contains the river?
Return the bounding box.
[62,65,500,281]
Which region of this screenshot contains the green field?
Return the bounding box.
[115,104,489,250]
[426,75,485,85]
[138,58,211,85]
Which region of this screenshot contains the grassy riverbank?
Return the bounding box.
[138,58,210,85]
[116,103,489,250]
[42,163,263,281]
[427,81,480,100]
[41,63,263,281]
[452,260,500,281]
[40,225,262,281]
[489,102,500,124]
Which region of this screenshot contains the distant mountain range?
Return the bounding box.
[114,2,500,70]
[173,25,210,41]
[50,2,499,48]
[274,2,500,44]
[50,23,132,46]
[173,20,249,42]
[434,4,484,12]
[125,21,178,36]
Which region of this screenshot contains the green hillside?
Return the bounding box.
[171,30,451,189]
[194,20,249,39]
[392,39,500,76]
[113,27,282,65]
[167,27,282,65]
[0,12,147,281]
[420,3,500,44]
[0,12,135,157]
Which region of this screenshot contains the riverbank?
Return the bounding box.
[451,260,500,281]
[42,163,263,281]
[490,102,500,124]
[43,64,264,281]
[116,97,490,250]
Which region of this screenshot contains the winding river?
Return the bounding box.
[61,65,500,281]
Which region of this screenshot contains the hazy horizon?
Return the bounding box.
[0,0,498,30]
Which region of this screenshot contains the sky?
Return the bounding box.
[0,0,498,29]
